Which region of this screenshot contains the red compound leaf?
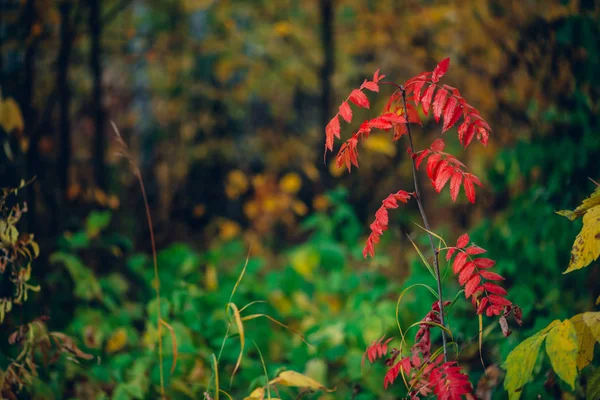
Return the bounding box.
[416,138,483,203]
[446,234,512,318]
[431,57,450,83]
[429,359,474,400]
[363,335,393,365]
[363,191,412,258]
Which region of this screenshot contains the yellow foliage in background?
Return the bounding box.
[0,96,24,133]
[105,328,128,353]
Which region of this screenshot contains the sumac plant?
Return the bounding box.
[325,58,521,398]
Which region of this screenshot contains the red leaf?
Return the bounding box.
[449,171,462,202]
[480,271,504,281]
[406,103,422,125]
[477,297,490,314]
[465,275,481,298]
[426,154,443,180]
[368,117,393,131]
[413,80,426,106]
[357,121,371,135]
[339,102,352,123]
[488,294,512,307]
[479,127,490,146]
[474,251,496,268]
[415,149,431,169]
[458,261,476,285]
[325,115,340,151]
[361,80,379,92]
[456,233,470,248]
[393,123,407,141]
[464,175,476,203]
[380,113,407,124]
[483,282,508,296]
[431,57,450,83]
[373,69,385,83]
[434,164,453,193]
[349,89,370,108]
[468,173,482,187]
[446,101,463,132]
[433,89,449,123]
[430,138,445,152]
[461,123,476,147]
[420,84,436,115]
[442,97,459,133]
[476,297,490,314]
[446,247,457,261]
[452,252,468,274]
[466,246,487,255]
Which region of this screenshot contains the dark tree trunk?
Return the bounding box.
[319,0,334,176]
[57,2,74,204]
[90,0,106,190]
[22,0,39,231]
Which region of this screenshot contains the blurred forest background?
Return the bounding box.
[1,0,599,399]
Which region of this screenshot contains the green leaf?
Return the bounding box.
[86,210,112,238]
[50,252,102,300]
[503,320,560,400]
[587,367,600,400]
[546,319,578,389]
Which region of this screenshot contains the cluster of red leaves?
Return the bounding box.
[363,190,412,258]
[414,138,482,203]
[325,69,386,154]
[429,360,475,400]
[335,112,406,172]
[404,58,491,147]
[364,302,474,399]
[446,233,511,317]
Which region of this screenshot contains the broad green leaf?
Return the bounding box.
[50,252,102,300]
[546,319,578,389]
[564,205,600,273]
[571,312,600,370]
[86,210,112,238]
[557,186,600,221]
[503,320,560,400]
[587,367,600,400]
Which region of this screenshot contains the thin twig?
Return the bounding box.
[111,122,165,397]
[400,87,448,362]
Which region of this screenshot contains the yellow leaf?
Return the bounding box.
[227,302,245,385]
[363,132,397,156]
[269,290,292,315]
[545,319,578,389]
[312,194,329,211]
[205,265,218,291]
[328,161,344,177]
[289,246,320,280]
[503,320,560,400]
[557,186,600,221]
[571,312,600,370]
[292,200,308,216]
[219,220,241,240]
[564,205,600,273]
[225,170,249,199]
[106,328,128,353]
[596,294,600,306]
[269,370,334,392]
[0,97,24,133]
[279,172,302,194]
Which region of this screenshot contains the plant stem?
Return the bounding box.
[400,87,448,362]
